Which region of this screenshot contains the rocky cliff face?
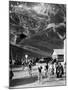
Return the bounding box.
[9,1,66,56]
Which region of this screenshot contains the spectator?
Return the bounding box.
[38,66,42,83]
[10,69,14,80]
[48,62,52,79]
[44,63,48,78]
[46,63,48,71]
[51,64,54,75]
[28,61,32,77]
[56,62,64,78]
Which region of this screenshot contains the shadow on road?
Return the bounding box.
[10,64,22,68]
[9,76,38,87]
